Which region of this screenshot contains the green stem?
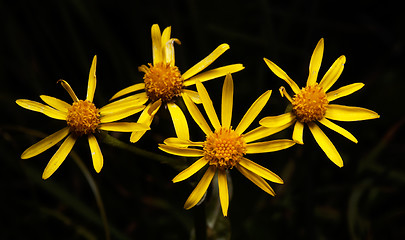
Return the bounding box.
[6,125,111,239]
[194,202,207,240]
[70,151,110,240]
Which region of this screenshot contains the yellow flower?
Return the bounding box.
[110,24,244,143]
[159,74,296,216]
[16,56,148,179]
[260,38,380,167]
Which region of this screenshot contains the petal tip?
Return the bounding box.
[42,171,51,180]
[332,158,344,168]
[15,99,24,106]
[93,161,103,173]
[183,202,193,210]
[294,139,304,145]
[172,177,181,183]
[220,43,230,50]
[20,152,30,159]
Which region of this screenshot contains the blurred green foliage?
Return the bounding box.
[1,0,404,239]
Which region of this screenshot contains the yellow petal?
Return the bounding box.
[238,157,283,184]
[182,43,230,80]
[319,55,346,92]
[307,122,343,167]
[58,80,79,102]
[182,89,202,104]
[183,64,244,86]
[195,80,221,130]
[151,24,163,65]
[86,55,97,102]
[130,129,148,143]
[164,137,204,148]
[259,112,296,128]
[307,38,324,86]
[325,104,380,122]
[161,26,171,53]
[160,26,180,65]
[263,58,300,94]
[326,82,364,102]
[109,83,146,101]
[40,95,70,112]
[221,73,233,128]
[164,38,181,66]
[129,101,161,143]
[138,64,149,73]
[100,93,148,115]
[246,139,295,154]
[184,166,216,210]
[318,118,357,143]
[42,133,77,179]
[98,122,150,132]
[279,86,294,103]
[243,121,295,143]
[158,144,204,157]
[172,157,208,183]
[235,90,272,135]
[242,126,271,143]
[147,99,162,116]
[100,105,145,123]
[217,169,229,217]
[16,99,67,120]
[167,103,189,140]
[292,121,304,144]
[236,165,275,196]
[88,134,103,173]
[182,93,212,135]
[21,127,70,159]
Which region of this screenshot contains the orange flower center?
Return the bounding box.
[142,62,183,102]
[203,128,247,170]
[292,83,328,123]
[66,100,100,136]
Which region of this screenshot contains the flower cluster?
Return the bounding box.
[260,39,380,167]
[17,24,379,216]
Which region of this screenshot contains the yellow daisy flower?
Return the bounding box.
[260,38,380,167]
[159,74,296,216]
[16,56,148,179]
[110,24,244,143]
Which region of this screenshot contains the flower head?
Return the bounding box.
[16,56,148,179]
[291,83,328,123]
[110,24,244,143]
[159,74,295,216]
[142,62,183,102]
[204,127,247,169]
[66,99,101,136]
[260,38,380,167]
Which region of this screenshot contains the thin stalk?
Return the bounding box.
[70,151,110,240]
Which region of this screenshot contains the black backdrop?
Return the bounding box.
[1,0,404,239]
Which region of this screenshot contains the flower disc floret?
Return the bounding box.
[143,62,183,102]
[292,83,328,123]
[203,127,247,170]
[66,100,100,136]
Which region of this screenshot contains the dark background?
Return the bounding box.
[1,0,404,239]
